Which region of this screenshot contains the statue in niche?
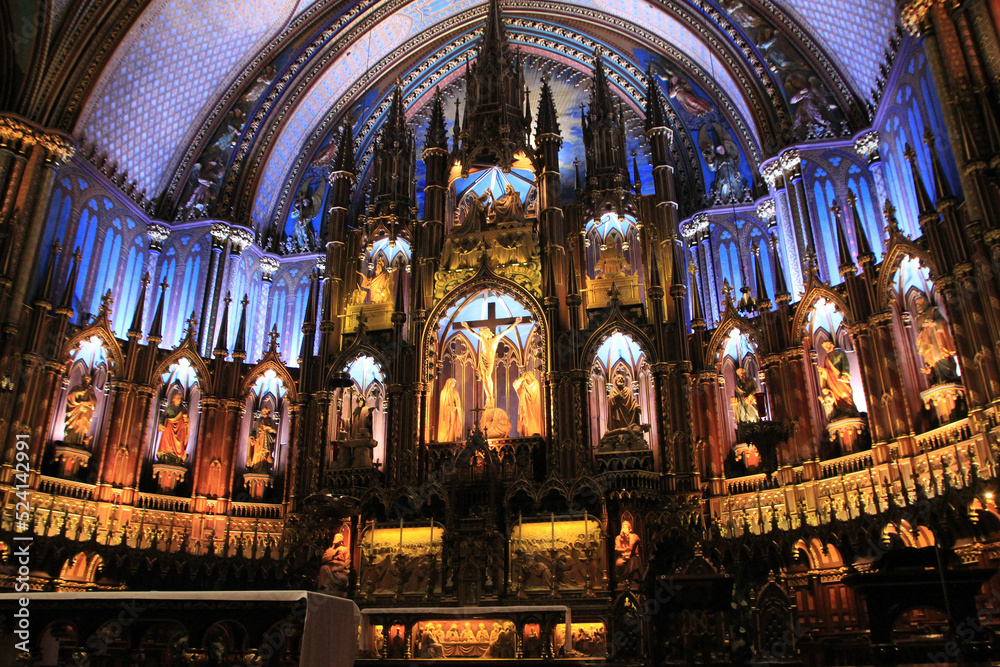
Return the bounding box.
[608,375,641,431]
[461,318,522,409]
[64,375,97,446]
[350,397,375,439]
[614,520,641,587]
[756,27,804,72]
[666,72,714,116]
[914,294,960,385]
[513,369,543,436]
[787,74,837,140]
[817,341,859,419]
[437,378,464,442]
[290,185,323,251]
[594,242,632,278]
[698,122,745,204]
[246,406,278,473]
[461,190,492,232]
[156,393,190,464]
[318,533,350,595]
[732,367,760,423]
[356,256,393,304]
[600,374,648,451]
[492,184,525,223]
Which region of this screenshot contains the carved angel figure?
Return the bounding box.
[290,184,323,250]
[787,74,837,140]
[666,73,714,116]
[698,122,746,204]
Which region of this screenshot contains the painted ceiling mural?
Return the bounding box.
[63,0,899,230]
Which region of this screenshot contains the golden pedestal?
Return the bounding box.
[152,462,187,493]
[920,383,964,423]
[345,302,394,332]
[827,417,867,454]
[52,443,91,478]
[242,472,273,500]
[584,275,640,309]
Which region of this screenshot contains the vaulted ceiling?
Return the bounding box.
[4,0,899,226]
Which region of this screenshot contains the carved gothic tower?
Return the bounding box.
[581,51,634,220]
[453,0,532,175]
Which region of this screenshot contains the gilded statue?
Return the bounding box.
[246,406,278,473]
[156,393,190,464]
[318,533,350,594]
[461,317,522,409]
[732,367,759,424]
[356,256,393,304]
[614,520,641,586]
[437,377,464,441]
[512,369,543,436]
[607,375,641,431]
[914,294,959,385]
[594,243,631,278]
[492,184,525,223]
[64,375,97,446]
[817,341,858,419]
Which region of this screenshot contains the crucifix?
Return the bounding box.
[459,297,523,409]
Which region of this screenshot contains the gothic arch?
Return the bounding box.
[581,319,657,369]
[153,348,214,396]
[706,315,763,364]
[239,356,298,402]
[875,241,938,309]
[62,322,124,372]
[421,266,550,382]
[791,284,854,337]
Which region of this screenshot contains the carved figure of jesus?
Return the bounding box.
[461,318,522,408]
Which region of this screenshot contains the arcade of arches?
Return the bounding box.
[3,0,1000,663]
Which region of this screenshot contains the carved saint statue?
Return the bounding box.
[461,190,491,231]
[461,318,522,409]
[512,369,543,436]
[667,73,714,116]
[914,294,960,385]
[437,378,464,442]
[356,256,393,304]
[817,341,858,419]
[607,375,641,431]
[614,520,641,586]
[594,243,632,278]
[156,393,190,464]
[492,184,525,223]
[64,375,97,446]
[246,406,278,473]
[732,367,759,424]
[318,533,350,594]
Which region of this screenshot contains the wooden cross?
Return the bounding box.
[461,298,520,333]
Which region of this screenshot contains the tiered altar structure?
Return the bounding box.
[3,0,1000,663]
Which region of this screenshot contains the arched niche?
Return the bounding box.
[715,327,766,475]
[803,297,868,456]
[449,166,537,233]
[142,357,202,495]
[588,330,654,456]
[329,355,387,470]
[429,287,544,442]
[890,256,964,427]
[349,235,411,308]
[583,213,643,307]
[236,369,291,501]
[47,335,114,480]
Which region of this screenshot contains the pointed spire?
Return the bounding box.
[535,77,560,137]
[883,199,903,238]
[846,190,874,262]
[95,290,114,323]
[233,293,249,359]
[182,312,199,342]
[954,100,980,162]
[58,247,81,314]
[482,0,508,55]
[923,128,953,202]
[590,49,615,117]
[544,248,558,299]
[523,85,532,135]
[903,143,936,217]
[38,239,62,304]
[266,324,280,355]
[648,242,664,291]
[425,87,448,150]
[452,97,462,153]
[127,273,151,339]
[644,67,667,131]
[832,201,855,271]
[566,246,580,298]
[393,266,406,314]
[688,263,705,327]
[769,234,790,303]
[573,157,582,197]
[753,242,771,308]
[147,279,169,343]
[333,121,356,174]
[214,292,232,357]
[632,150,642,195]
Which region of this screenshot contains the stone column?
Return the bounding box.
[762,159,803,297]
[198,223,230,354]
